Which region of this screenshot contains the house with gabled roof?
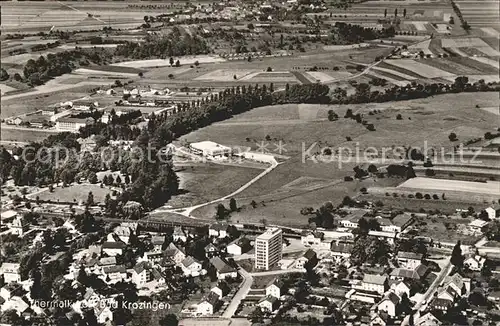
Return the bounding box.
[0,263,21,283]
[211,280,230,299]
[390,280,410,298]
[226,237,252,256]
[173,226,189,242]
[182,256,203,277]
[258,295,280,312]
[295,249,317,269]
[102,241,125,257]
[209,223,229,238]
[301,230,325,247]
[362,274,388,295]
[197,292,220,315]
[417,312,442,326]
[164,242,186,264]
[266,278,286,298]
[204,243,219,258]
[210,256,237,279]
[131,261,152,286]
[464,255,486,271]
[330,241,354,263]
[101,265,127,284]
[397,251,423,269]
[390,264,429,281]
[151,235,165,252]
[375,291,400,317]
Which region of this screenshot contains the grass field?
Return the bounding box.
[34,183,114,204]
[181,92,498,225]
[167,163,262,208]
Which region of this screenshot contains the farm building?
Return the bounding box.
[190,141,232,158]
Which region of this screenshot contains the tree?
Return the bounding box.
[88,172,98,184]
[328,110,338,121]
[215,203,227,220]
[86,192,94,206]
[247,23,255,30]
[159,314,178,326]
[169,57,174,66]
[403,8,407,17]
[250,200,257,208]
[175,60,180,67]
[451,241,464,268]
[394,8,398,17]
[0,68,9,81]
[384,9,387,17]
[194,61,199,67]
[266,67,272,72]
[138,72,143,77]
[448,132,458,141]
[229,198,237,212]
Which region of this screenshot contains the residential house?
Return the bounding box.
[468,219,489,234]
[151,236,165,252]
[294,249,317,269]
[181,256,203,277]
[362,274,388,295]
[437,286,460,303]
[10,215,28,236]
[164,243,186,264]
[0,283,23,301]
[301,231,325,247]
[376,292,399,317]
[173,226,188,242]
[417,312,442,326]
[485,205,499,220]
[464,255,486,271]
[330,242,353,263]
[390,281,411,298]
[1,296,29,315]
[101,265,127,284]
[114,225,135,244]
[390,264,429,281]
[371,312,390,326]
[368,230,397,245]
[443,273,469,295]
[0,263,21,283]
[102,241,125,256]
[226,237,252,256]
[258,295,280,312]
[266,278,285,299]
[377,213,414,233]
[211,281,230,299]
[131,262,152,287]
[209,223,229,238]
[204,243,220,258]
[197,292,220,316]
[396,251,423,269]
[142,251,163,263]
[151,268,166,284]
[95,305,113,324]
[429,297,453,311]
[210,256,237,280]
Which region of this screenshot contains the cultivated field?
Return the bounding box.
[112,55,226,69]
[397,177,500,196]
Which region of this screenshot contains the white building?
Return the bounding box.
[181,256,203,277]
[209,223,229,238]
[190,141,232,158]
[0,263,21,283]
[396,251,423,269]
[255,228,283,270]
[362,274,388,295]
[56,117,94,132]
[464,255,486,271]
[266,278,285,298]
[197,292,219,315]
[376,292,400,317]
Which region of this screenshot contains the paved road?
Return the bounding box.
[222,266,253,318]
[249,268,305,276]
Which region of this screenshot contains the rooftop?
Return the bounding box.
[256,227,282,241]
[190,141,231,152]
[363,274,387,285]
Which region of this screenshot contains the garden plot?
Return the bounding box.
[194,69,257,81]
[412,21,429,32]
[475,47,500,56]
[397,177,500,196]
[384,59,455,78]
[305,72,337,83]
[422,58,484,75]
[370,66,417,80]
[365,72,409,87]
[481,27,499,38]
[408,39,433,56]
[441,38,491,48]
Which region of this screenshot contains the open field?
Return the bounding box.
[384,59,455,78]
[167,163,262,208]
[397,177,500,196]
[179,92,498,224]
[112,55,226,69]
[33,184,115,204]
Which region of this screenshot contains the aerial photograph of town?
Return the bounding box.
[0,0,498,325]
